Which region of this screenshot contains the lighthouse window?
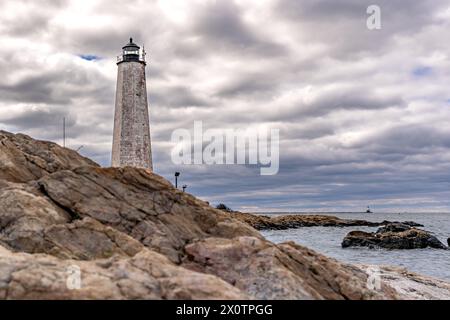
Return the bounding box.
[125,50,139,55]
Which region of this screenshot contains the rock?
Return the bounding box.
[0,245,247,299]
[379,220,424,228]
[35,166,260,263]
[183,236,398,300]
[232,211,423,231]
[0,131,98,183]
[0,181,70,253]
[376,222,412,234]
[375,266,450,300]
[231,212,380,230]
[42,217,145,260]
[342,224,447,250]
[403,221,424,227]
[447,238,450,247]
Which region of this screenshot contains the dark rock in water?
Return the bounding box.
[232,212,390,230]
[402,221,425,227]
[342,223,447,250]
[232,212,424,231]
[376,223,412,234]
[379,220,424,228]
[447,238,450,247]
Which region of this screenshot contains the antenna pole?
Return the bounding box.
[63,117,66,148]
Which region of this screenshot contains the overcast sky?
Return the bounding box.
[1,0,450,212]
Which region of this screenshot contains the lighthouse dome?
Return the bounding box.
[122,38,140,51]
[118,38,145,64]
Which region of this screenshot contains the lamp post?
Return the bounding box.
[174,172,180,189]
[182,185,187,192]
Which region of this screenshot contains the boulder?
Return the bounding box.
[379,220,424,228]
[0,245,247,299]
[364,266,450,300]
[376,222,412,234]
[0,181,70,252]
[0,131,98,183]
[183,236,398,300]
[342,224,447,250]
[35,166,260,263]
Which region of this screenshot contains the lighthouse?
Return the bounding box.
[111,38,153,170]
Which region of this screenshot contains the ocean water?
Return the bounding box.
[260,212,450,282]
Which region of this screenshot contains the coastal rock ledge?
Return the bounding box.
[342,223,448,250]
[231,211,424,231]
[1,130,450,300]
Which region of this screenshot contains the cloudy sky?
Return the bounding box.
[1,0,450,212]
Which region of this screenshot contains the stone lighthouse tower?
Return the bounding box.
[111,38,152,170]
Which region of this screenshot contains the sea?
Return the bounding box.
[260,212,450,282]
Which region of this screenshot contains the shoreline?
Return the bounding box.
[230,211,424,231]
[249,211,450,215]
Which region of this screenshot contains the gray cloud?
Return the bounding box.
[362,125,450,151]
[273,0,450,64]
[1,106,71,129]
[1,0,450,212]
[151,85,210,108]
[0,73,71,104]
[191,1,286,57]
[215,71,281,98]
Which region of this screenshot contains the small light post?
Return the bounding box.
[174,172,180,189]
[182,185,187,192]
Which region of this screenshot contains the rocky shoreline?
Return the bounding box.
[230,210,423,231]
[1,130,449,300]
